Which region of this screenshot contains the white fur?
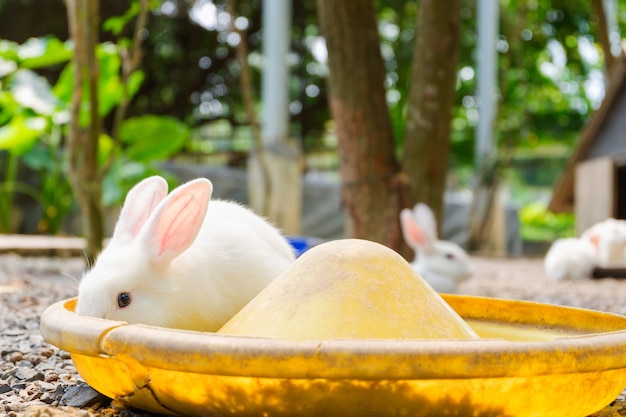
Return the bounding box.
[580,218,626,267]
[544,237,597,281]
[76,176,295,332]
[400,203,472,293]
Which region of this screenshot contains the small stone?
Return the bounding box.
[35,381,56,391]
[12,382,26,391]
[0,383,12,394]
[6,352,23,363]
[19,386,42,401]
[3,329,26,337]
[16,341,32,354]
[59,373,76,384]
[52,384,65,401]
[1,368,17,379]
[23,355,42,366]
[39,391,54,404]
[15,367,44,382]
[61,384,109,408]
[44,373,59,383]
[37,348,55,358]
[19,360,35,369]
[35,362,55,372]
[57,351,71,360]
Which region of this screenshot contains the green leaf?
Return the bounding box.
[519,202,576,241]
[103,16,127,36]
[0,58,18,78]
[97,43,124,118]
[21,142,54,170]
[51,61,74,105]
[16,37,72,69]
[119,115,189,162]
[103,158,179,206]
[98,133,115,166]
[0,115,47,155]
[10,69,59,115]
[0,91,19,125]
[0,40,20,63]
[127,69,145,98]
[52,43,131,124]
[102,1,141,36]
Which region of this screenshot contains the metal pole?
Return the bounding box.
[249,0,301,234]
[262,0,290,146]
[476,0,498,168]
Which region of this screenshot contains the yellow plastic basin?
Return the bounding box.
[219,238,479,341]
[41,295,626,417]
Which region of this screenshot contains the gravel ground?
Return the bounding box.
[1,252,626,416]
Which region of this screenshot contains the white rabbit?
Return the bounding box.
[399,203,472,293]
[543,237,598,281]
[76,176,295,332]
[580,218,626,267]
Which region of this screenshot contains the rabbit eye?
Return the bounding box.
[445,253,456,260]
[117,292,132,308]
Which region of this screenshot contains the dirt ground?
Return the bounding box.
[461,255,626,316]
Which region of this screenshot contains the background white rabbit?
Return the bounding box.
[76,176,295,332]
[399,203,472,293]
[543,237,598,281]
[544,217,626,281]
[580,218,626,267]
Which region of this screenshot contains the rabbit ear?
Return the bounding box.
[400,208,435,254]
[113,176,169,241]
[413,203,438,240]
[140,178,213,264]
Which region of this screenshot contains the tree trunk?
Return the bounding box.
[317,0,405,250]
[65,0,104,264]
[591,0,616,78]
[402,0,461,228]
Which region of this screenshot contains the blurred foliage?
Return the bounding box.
[0,34,184,233]
[0,1,619,157]
[0,0,624,241]
[519,201,576,241]
[0,37,73,233]
[113,0,614,174]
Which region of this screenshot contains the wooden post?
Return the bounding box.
[575,157,616,234]
[249,142,301,234]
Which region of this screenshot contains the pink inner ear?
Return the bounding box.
[155,192,206,257]
[406,220,427,246]
[114,176,169,240]
[589,234,600,250]
[125,191,167,237]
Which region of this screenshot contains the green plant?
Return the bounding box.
[0,34,189,234]
[519,202,576,242]
[101,115,189,205]
[0,37,72,233]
